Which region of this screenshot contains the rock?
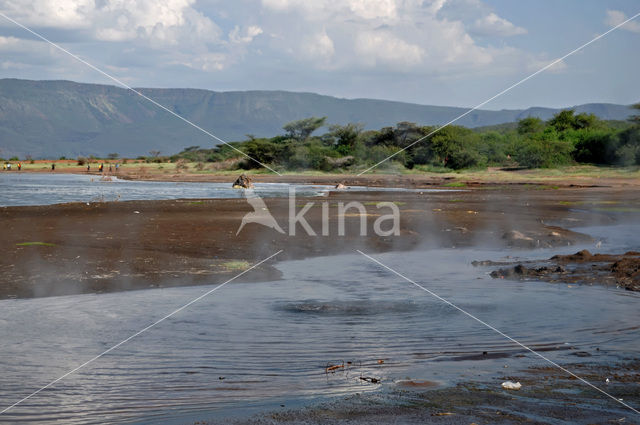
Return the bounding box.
[491,264,530,278]
[503,230,532,241]
[514,264,528,275]
[552,249,592,262]
[232,174,253,189]
[501,381,522,390]
[335,182,346,190]
[502,230,535,248]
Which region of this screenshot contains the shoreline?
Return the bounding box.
[6,165,640,189]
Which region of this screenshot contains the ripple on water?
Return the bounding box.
[0,248,639,424]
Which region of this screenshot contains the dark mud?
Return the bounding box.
[201,360,640,425]
[487,250,640,291]
[3,185,635,299]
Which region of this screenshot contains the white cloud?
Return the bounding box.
[257,0,540,75]
[301,29,335,63]
[261,0,398,22]
[0,0,94,29]
[472,12,527,37]
[347,0,397,20]
[605,10,640,33]
[0,0,223,45]
[355,30,423,67]
[179,52,228,71]
[229,25,264,44]
[0,0,273,72]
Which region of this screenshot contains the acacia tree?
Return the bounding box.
[283,117,326,141]
[326,122,363,154]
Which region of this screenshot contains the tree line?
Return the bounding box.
[172,104,640,171]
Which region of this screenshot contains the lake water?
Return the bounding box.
[0,174,638,424]
[0,173,439,207]
[0,241,638,424]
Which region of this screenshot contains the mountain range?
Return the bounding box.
[0,78,635,158]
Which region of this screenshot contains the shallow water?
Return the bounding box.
[0,237,638,424]
[0,173,441,207]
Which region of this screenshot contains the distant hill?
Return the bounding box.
[0,79,635,158]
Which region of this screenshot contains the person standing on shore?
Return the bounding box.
[87,164,90,172]
[51,163,55,171]
[99,163,103,173]
[17,162,21,171]
[7,163,11,171]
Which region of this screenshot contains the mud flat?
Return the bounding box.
[2,184,640,299]
[214,360,640,425]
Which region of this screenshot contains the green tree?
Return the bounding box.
[548,110,577,132]
[572,129,617,164]
[326,123,363,155]
[573,112,598,129]
[517,117,544,135]
[283,117,327,141]
[429,126,484,169]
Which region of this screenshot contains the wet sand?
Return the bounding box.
[1,182,639,299]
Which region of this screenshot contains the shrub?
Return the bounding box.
[615,144,640,166]
[572,130,617,164]
[447,149,485,169]
[514,139,574,168]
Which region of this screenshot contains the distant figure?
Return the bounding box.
[115,163,119,172]
[51,163,55,171]
[7,163,11,171]
[109,164,112,172]
[99,163,103,172]
[17,163,21,171]
[2,163,5,171]
[232,174,254,189]
[87,164,90,172]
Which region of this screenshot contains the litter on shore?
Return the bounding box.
[501,381,522,390]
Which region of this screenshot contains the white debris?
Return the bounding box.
[133,211,140,214]
[501,381,522,390]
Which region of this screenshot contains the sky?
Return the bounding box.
[0,0,638,110]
